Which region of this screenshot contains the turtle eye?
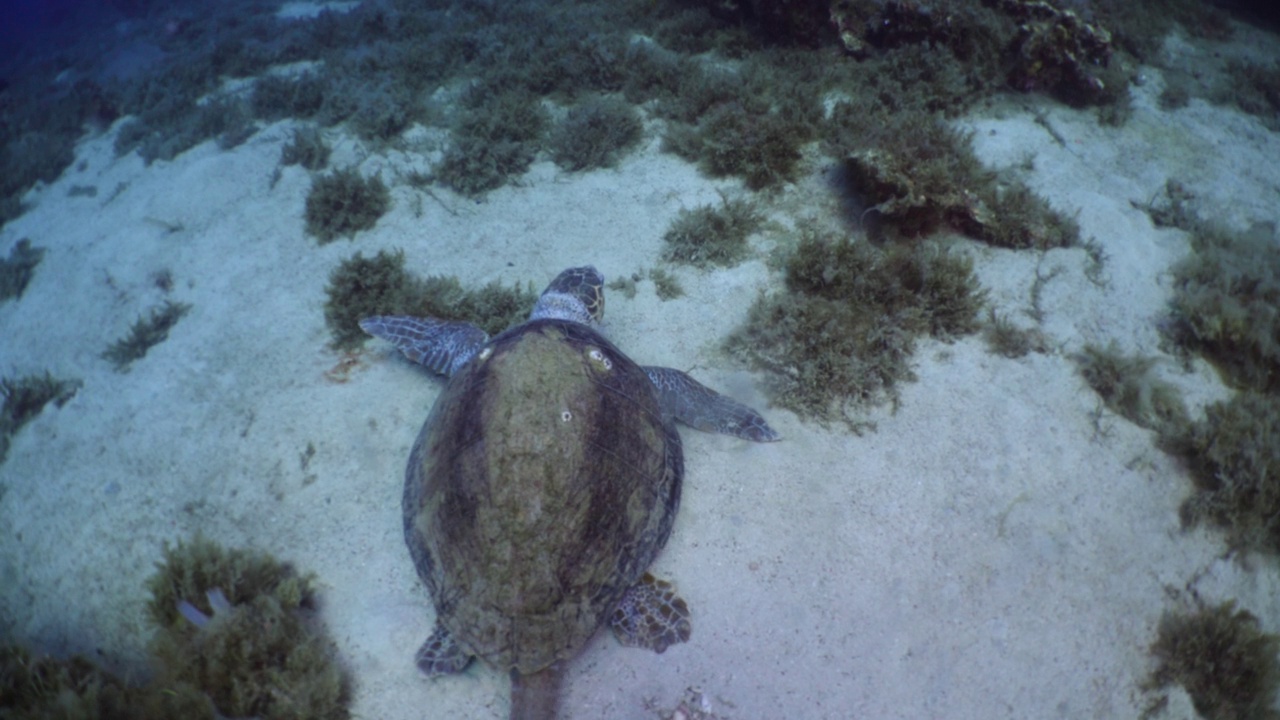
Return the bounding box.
[586,347,612,371]
[560,410,573,422]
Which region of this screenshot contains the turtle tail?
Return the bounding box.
[509,664,564,720]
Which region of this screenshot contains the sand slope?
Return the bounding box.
[2,38,1279,720]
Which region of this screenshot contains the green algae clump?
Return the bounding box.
[728,226,984,427]
[0,645,215,720]
[663,197,763,269]
[147,536,349,720]
[1150,600,1280,720]
[0,536,349,720]
[1173,392,1280,556]
[304,167,390,244]
[323,250,537,349]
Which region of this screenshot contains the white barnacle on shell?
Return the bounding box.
[587,347,612,370]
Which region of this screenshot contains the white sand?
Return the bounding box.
[2,30,1279,720]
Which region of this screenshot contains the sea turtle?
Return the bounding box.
[360,265,778,719]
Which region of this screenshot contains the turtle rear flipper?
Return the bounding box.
[360,316,488,377]
[645,367,780,442]
[415,621,473,676]
[608,572,691,653]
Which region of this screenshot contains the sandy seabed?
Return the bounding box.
[3,23,1280,720]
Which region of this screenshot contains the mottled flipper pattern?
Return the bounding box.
[645,366,780,442]
[359,316,488,378]
[415,621,473,677]
[609,573,691,653]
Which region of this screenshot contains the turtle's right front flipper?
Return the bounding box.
[360,316,489,378]
[644,366,780,442]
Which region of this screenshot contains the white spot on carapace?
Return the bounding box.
[587,347,612,370]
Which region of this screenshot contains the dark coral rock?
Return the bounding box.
[865,0,958,48]
[830,0,879,56]
[743,0,834,44]
[995,0,1115,104]
[830,0,1120,107]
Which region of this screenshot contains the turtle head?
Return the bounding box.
[530,265,605,325]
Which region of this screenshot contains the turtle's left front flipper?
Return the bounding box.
[359,316,489,378]
[644,366,780,442]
